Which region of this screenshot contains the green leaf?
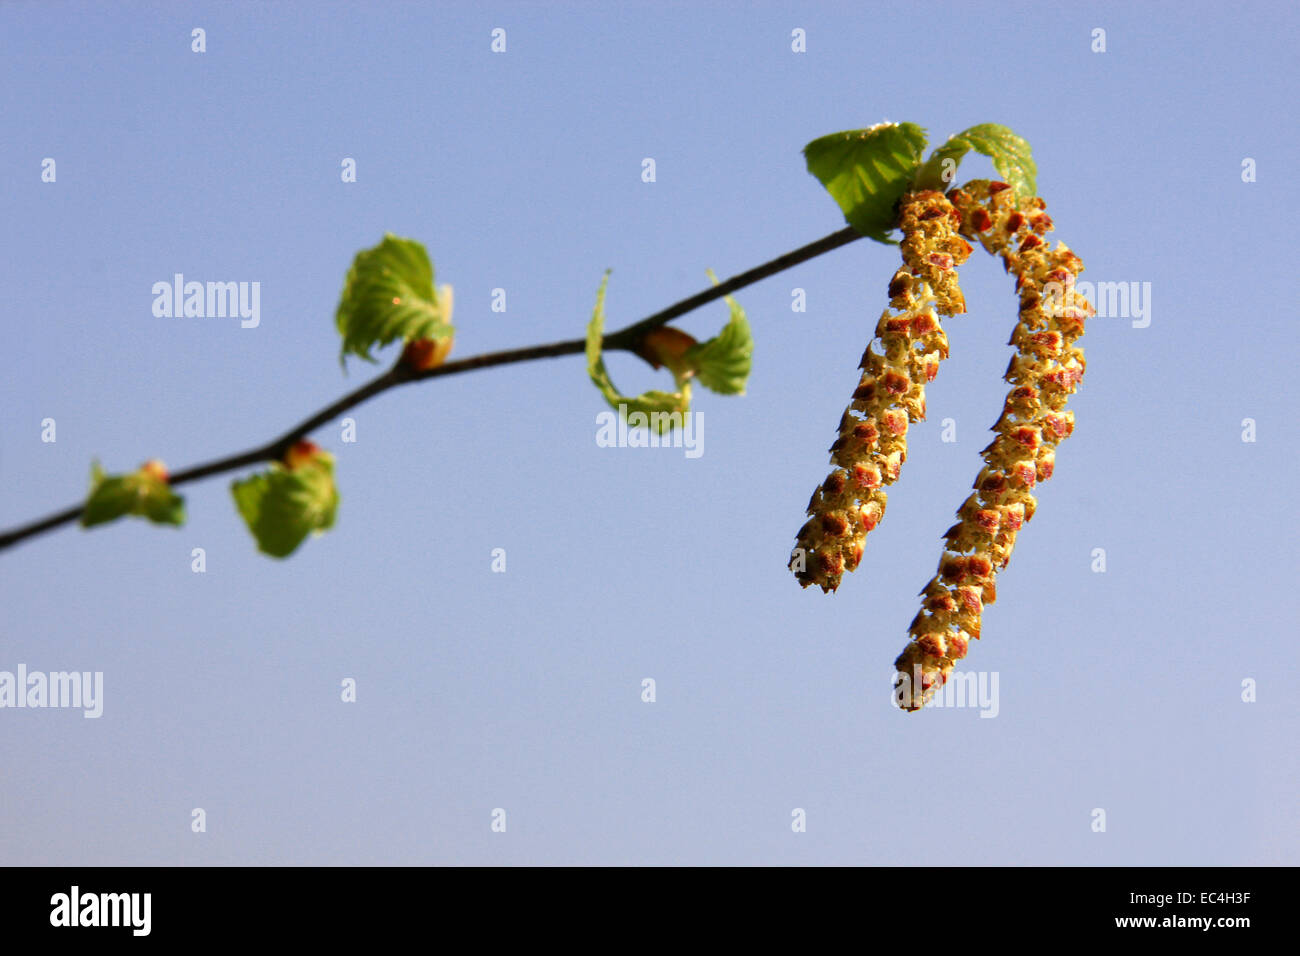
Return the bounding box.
[231,455,339,558]
[685,270,753,395]
[803,122,929,242]
[586,271,691,434]
[915,123,1037,197]
[82,460,185,529]
[335,234,454,368]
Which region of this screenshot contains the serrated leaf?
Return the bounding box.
[586,272,691,434]
[82,460,185,529]
[335,234,454,368]
[685,270,753,395]
[231,455,339,558]
[803,122,929,242]
[916,123,1037,197]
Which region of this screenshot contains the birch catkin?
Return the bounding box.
[791,190,972,592]
[893,181,1093,709]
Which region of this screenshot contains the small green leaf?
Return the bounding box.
[586,271,691,434]
[915,123,1037,197]
[82,460,185,529]
[685,270,753,395]
[335,234,454,368]
[231,453,339,558]
[803,122,929,242]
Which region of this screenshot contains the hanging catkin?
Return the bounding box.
[893,180,1093,709]
[791,190,972,592]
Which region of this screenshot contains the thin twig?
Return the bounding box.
[0,225,864,552]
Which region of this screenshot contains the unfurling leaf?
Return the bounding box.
[685,270,753,395]
[82,459,185,529]
[336,234,454,369]
[231,442,338,558]
[803,122,929,242]
[586,271,692,434]
[915,123,1037,197]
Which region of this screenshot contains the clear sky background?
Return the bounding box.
[1,1,1295,865]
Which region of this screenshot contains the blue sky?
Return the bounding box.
[1,1,1295,865]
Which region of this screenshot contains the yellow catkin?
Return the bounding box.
[791,190,972,592]
[894,180,1093,710]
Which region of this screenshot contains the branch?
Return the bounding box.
[0,225,863,552]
